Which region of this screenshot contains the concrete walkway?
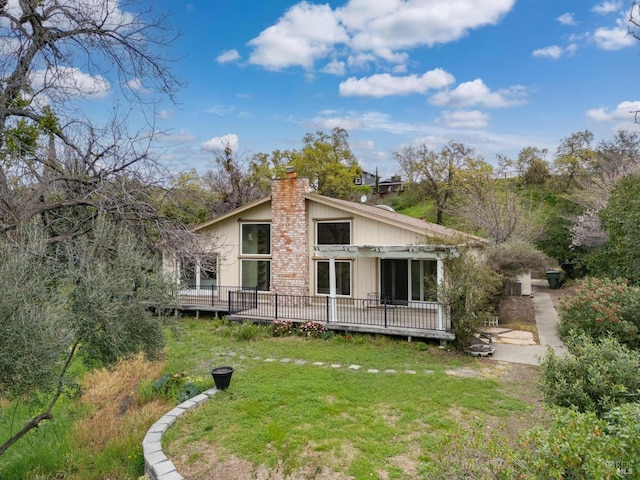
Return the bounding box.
[490,280,568,366]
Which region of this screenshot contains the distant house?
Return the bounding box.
[354,171,403,197]
[165,168,488,341]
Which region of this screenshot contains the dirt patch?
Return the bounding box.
[498,295,535,327]
[171,440,354,480]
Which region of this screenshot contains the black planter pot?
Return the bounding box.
[211,366,234,390]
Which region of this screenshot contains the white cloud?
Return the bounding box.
[437,110,490,129]
[217,49,240,63]
[339,69,455,98]
[429,79,526,108]
[593,21,634,50]
[157,110,172,120]
[532,45,563,59]
[340,0,515,53]
[156,130,198,143]
[31,66,110,99]
[201,133,239,152]
[556,13,577,26]
[321,59,346,76]
[586,101,640,122]
[247,0,515,71]
[248,2,349,71]
[126,77,150,93]
[592,1,623,14]
[532,44,578,59]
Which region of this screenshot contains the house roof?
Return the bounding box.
[192,191,488,247]
[304,193,488,246]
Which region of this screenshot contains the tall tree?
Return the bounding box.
[203,147,272,215]
[553,130,595,192]
[452,157,545,243]
[592,174,640,284]
[395,141,473,225]
[571,131,640,249]
[0,1,200,455]
[254,127,364,200]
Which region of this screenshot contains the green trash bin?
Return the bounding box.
[546,270,562,289]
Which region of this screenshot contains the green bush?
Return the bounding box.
[141,371,210,403]
[232,321,269,341]
[556,277,640,349]
[540,335,640,416]
[517,404,639,478]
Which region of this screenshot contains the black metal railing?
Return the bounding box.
[175,286,450,332]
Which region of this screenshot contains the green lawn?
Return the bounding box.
[162,319,543,479]
[0,318,544,479]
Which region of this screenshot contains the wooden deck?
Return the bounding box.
[172,287,454,341]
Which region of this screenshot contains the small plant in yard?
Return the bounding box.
[272,319,294,337]
[142,371,210,403]
[298,321,326,338]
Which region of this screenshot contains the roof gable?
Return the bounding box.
[305,193,488,246]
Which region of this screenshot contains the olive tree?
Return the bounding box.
[0,0,205,456]
[0,218,173,456]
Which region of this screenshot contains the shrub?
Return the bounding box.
[539,335,640,416]
[517,404,640,478]
[440,251,503,350]
[298,321,327,338]
[272,320,294,337]
[144,371,210,403]
[232,321,267,341]
[556,277,640,349]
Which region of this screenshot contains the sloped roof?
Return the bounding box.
[191,191,488,247]
[305,193,488,246]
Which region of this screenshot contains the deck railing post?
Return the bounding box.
[383,301,388,328]
[274,293,278,319]
[438,303,444,330]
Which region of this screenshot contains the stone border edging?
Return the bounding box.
[143,388,219,480]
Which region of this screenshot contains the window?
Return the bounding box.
[410,260,437,301]
[241,223,270,255]
[179,255,217,289]
[316,261,351,296]
[241,223,271,291]
[242,260,270,291]
[317,221,350,245]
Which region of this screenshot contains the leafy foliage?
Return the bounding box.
[485,239,552,279]
[518,404,640,479]
[441,251,503,349]
[556,277,640,349]
[540,335,640,416]
[0,218,173,456]
[589,174,640,284]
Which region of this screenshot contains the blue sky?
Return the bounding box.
[148,0,640,178]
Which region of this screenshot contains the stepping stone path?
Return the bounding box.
[144,349,504,479]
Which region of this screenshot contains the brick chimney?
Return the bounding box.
[270,167,311,296]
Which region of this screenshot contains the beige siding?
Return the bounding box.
[190,202,273,287]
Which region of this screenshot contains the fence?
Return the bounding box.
[175,286,450,333]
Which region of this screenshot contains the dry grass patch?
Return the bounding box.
[73,353,170,452]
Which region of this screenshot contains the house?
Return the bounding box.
[354,171,403,197]
[165,168,489,341]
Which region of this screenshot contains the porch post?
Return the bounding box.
[329,257,337,322]
[195,260,201,291]
[436,259,444,330]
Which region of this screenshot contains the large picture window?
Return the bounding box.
[242,223,270,255]
[241,223,271,291]
[316,261,351,296]
[317,221,350,245]
[242,260,270,291]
